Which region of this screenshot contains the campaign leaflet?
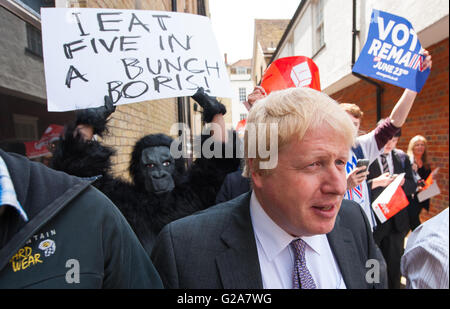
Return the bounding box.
[352,9,430,92]
[24,124,64,159]
[371,173,409,224]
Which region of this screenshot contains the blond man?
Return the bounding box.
[151,87,387,289]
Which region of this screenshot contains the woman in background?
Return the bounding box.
[407,135,432,230]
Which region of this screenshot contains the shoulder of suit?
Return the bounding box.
[393,148,406,157]
[168,197,240,229]
[338,199,367,228]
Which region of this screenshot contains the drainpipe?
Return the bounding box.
[172,0,185,126]
[351,0,383,121]
[172,0,193,166]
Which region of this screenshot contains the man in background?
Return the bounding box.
[366,127,417,288]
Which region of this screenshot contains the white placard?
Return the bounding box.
[417,168,441,202]
[41,8,232,111]
[417,181,440,202]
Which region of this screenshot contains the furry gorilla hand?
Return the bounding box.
[191,87,226,123]
[102,95,116,119]
[75,96,116,137]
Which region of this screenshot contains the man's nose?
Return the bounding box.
[322,166,347,196]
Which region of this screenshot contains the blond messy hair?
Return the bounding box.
[243,87,356,177]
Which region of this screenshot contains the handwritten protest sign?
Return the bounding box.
[41,8,232,112]
[352,9,430,92]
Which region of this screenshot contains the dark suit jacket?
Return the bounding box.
[215,169,251,204]
[367,149,417,240]
[151,192,387,289]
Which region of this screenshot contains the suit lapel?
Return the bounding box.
[369,157,382,178]
[391,151,402,173]
[327,215,367,289]
[215,192,263,289]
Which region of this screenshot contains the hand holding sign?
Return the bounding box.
[191,87,226,123]
[243,86,267,111]
[75,95,117,139]
[353,9,431,92]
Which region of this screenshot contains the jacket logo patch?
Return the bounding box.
[38,239,56,257]
[9,246,43,272]
[9,229,57,273]
[26,229,56,245]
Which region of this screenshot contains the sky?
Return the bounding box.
[209,0,301,65]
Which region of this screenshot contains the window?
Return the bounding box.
[236,67,247,74]
[25,24,43,58]
[13,114,38,141]
[197,0,206,16]
[239,88,247,102]
[313,0,325,54]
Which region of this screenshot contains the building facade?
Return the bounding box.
[0,1,75,152]
[227,59,253,129]
[252,19,290,85]
[271,0,449,221]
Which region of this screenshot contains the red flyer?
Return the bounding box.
[372,173,410,223]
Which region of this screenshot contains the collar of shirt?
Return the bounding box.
[249,191,324,262]
[0,155,28,221]
[249,191,346,289]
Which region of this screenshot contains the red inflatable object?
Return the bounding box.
[260,56,321,94]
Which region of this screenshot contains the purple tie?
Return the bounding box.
[291,238,317,289]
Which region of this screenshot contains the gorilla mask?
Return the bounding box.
[140,146,175,195]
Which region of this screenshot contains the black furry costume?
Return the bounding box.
[51,91,240,254]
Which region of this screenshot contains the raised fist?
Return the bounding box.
[191,87,226,123]
[75,95,116,137]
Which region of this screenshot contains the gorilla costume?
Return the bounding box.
[51,89,240,254]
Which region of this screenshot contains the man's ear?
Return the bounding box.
[249,158,263,189]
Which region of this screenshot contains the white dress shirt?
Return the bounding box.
[401,207,449,289]
[249,191,346,289]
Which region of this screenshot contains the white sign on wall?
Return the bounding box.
[41,8,232,112]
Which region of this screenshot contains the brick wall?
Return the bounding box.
[69,0,201,179]
[220,97,233,127]
[331,38,449,222]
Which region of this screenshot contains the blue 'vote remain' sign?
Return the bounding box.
[352,9,430,92]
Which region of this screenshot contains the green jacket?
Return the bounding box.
[0,150,163,288]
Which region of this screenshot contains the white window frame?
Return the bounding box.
[312,0,325,54]
[236,67,247,74]
[238,87,247,102]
